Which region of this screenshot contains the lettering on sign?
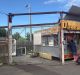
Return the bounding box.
[61,20,80,30]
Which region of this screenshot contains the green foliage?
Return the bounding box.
[0,28,7,37]
[26,32,33,41]
[12,32,21,40]
[26,32,30,41]
[18,37,26,41]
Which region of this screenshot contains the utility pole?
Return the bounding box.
[25,27,26,39]
[29,5,32,43]
[8,13,13,64]
[26,4,32,42]
[29,5,33,54]
[26,4,33,54]
[60,13,64,65]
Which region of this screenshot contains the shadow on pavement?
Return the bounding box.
[15,64,60,75]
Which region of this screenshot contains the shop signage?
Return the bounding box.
[61,20,80,30]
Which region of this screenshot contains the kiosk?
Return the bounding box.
[61,20,80,61]
[33,20,80,64]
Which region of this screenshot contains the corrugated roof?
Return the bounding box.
[64,5,80,22]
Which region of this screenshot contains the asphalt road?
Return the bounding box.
[0,56,80,75]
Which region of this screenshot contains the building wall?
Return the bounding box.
[34,45,41,52]
[33,32,42,45]
[0,37,8,63]
[33,32,60,58]
[0,38,16,56]
[40,46,60,58]
[34,45,60,58]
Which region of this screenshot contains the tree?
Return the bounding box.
[26,32,33,41]
[18,37,26,41]
[26,32,30,41]
[12,32,21,40]
[0,28,7,37]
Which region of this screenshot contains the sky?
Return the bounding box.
[0,0,80,36]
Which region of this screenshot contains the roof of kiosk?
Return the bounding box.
[60,5,80,31]
[64,5,80,21]
[41,26,59,36]
[34,25,60,35]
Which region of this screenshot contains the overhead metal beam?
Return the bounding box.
[10,11,64,16]
[0,22,59,28]
[9,11,80,17]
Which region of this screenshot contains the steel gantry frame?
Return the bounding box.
[0,22,59,28]
[1,11,79,64]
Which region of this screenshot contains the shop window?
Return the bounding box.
[48,36,54,46]
[42,35,58,47]
[42,37,48,46]
[42,36,54,46]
